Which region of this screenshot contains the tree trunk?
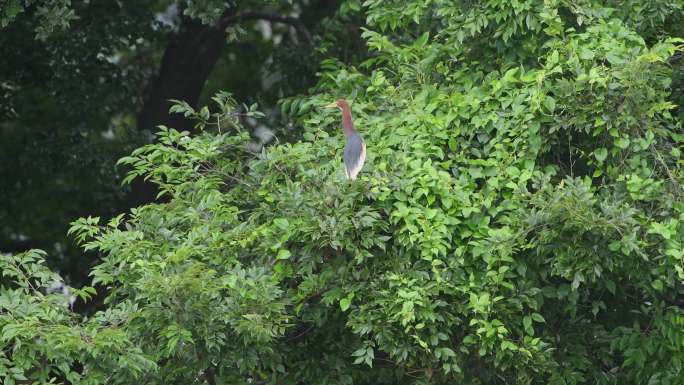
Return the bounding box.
[137,16,228,133]
[131,15,229,206]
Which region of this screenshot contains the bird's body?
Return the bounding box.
[325,99,366,180]
[343,132,366,180]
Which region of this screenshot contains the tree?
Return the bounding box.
[0,0,355,284]
[2,0,684,384]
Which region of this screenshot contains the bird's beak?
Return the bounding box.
[324,102,338,109]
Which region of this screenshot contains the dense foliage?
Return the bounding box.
[2,0,684,384]
[0,0,352,273]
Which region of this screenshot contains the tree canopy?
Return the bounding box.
[0,0,355,276]
[2,0,684,384]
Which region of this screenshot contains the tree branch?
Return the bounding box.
[220,11,313,45]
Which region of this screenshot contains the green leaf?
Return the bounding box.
[651,279,663,291]
[523,316,532,331]
[614,137,630,149]
[273,218,290,230]
[543,96,556,112]
[276,249,291,260]
[594,148,608,162]
[579,47,595,60]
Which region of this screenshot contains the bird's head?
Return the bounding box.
[324,99,351,112]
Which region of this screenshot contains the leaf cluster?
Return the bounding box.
[3,1,684,384]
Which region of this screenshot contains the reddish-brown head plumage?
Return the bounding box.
[334,99,351,111]
[332,99,356,137]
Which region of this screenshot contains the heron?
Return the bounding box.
[325,99,366,180]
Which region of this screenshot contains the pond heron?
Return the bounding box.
[325,99,366,180]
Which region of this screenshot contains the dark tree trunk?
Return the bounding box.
[131,15,230,206]
[137,16,228,133]
[0,239,40,254]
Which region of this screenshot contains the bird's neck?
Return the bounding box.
[341,108,356,137]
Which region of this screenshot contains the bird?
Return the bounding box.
[325,99,366,180]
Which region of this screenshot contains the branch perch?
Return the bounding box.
[219,11,313,45]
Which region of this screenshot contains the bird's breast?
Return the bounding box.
[343,133,366,180]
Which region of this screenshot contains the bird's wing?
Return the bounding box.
[343,134,366,180]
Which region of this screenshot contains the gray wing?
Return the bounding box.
[343,133,366,180]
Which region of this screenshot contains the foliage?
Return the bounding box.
[1,0,77,40]
[0,250,151,385]
[0,0,348,280]
[3,0,684,384]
